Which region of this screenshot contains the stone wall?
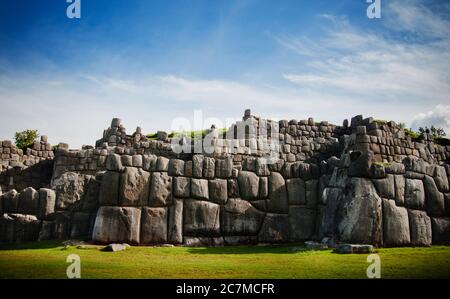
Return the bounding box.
[0,111,449,246]
[0,136,54,193]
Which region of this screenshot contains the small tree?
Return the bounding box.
[418,126,446,138]
[14,129,39,150]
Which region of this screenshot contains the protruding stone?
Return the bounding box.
[156,156,170,172]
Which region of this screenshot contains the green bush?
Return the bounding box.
[14,129,39,150]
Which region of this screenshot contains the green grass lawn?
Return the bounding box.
[0,241,449,279]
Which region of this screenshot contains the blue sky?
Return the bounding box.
[1,0,449,148]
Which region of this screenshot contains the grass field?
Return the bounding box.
[0,241,450,279]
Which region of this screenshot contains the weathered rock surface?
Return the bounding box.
[382,199,410,247]
[408,210,431,246]
[183,200,220,236]
[99,171,120,206]
[431,217,450,244]
[289,206,316,241]
[140,207,168,244]
[0,214,41,243]
[149,172,172,206]
[404,179,425,209]
[337,178,383,245]
[92,206,141,245]
[258,213,289,243]
[423,175,445,216]
[238,171,259,200]
[52,172,89,210]
[120,167,150,206]
[220,198,265,235]
[267,172,288,214]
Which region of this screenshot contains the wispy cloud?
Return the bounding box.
[276,0,450,128]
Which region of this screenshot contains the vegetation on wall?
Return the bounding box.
[14,129,39,150]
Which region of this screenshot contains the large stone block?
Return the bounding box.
[258,213,290,243]
[38,188,56,218]
[286,178,306,205]
[220,198,265,235]
[267,172,288,214]
[191,179,209,200]
[18,187,39,215]
[70,212,94,238]
[98,171,120,206]
[92,206,141,245]
[192,155,204,178]
[209,179,227,204]
[140,207,168,244]
[238,171,259,200]
[173,177,190,198]
[228,179,240,198]
[373,174,395,199]
[149,172,172,207]
[215,157,233,178]
[168,198,183,244]
[142,154,157,171]
[337,178,383,245]
[0,214,41,243]
[382,199,410,247]
[289,206,316,241]
[1,190,19,213]
[203,157,215,178]
[52,172,89,210]
[106,154,123,172]
[348,151,373,178]
[394,175,405,206]
[156,156,169,172]
[183,200,220,236]
[404,178,425,209]
[423,175,445,216]
[432,165,449,193]
[52,212,71,239]
[168,159,185,176]
[408,210,431,246]
[120,167,150,206]
[305,179,318,208]
[431,217,450,244]
[255,158,270,176]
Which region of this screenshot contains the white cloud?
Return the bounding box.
[411,105,450,135]
[276,0,450,128]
